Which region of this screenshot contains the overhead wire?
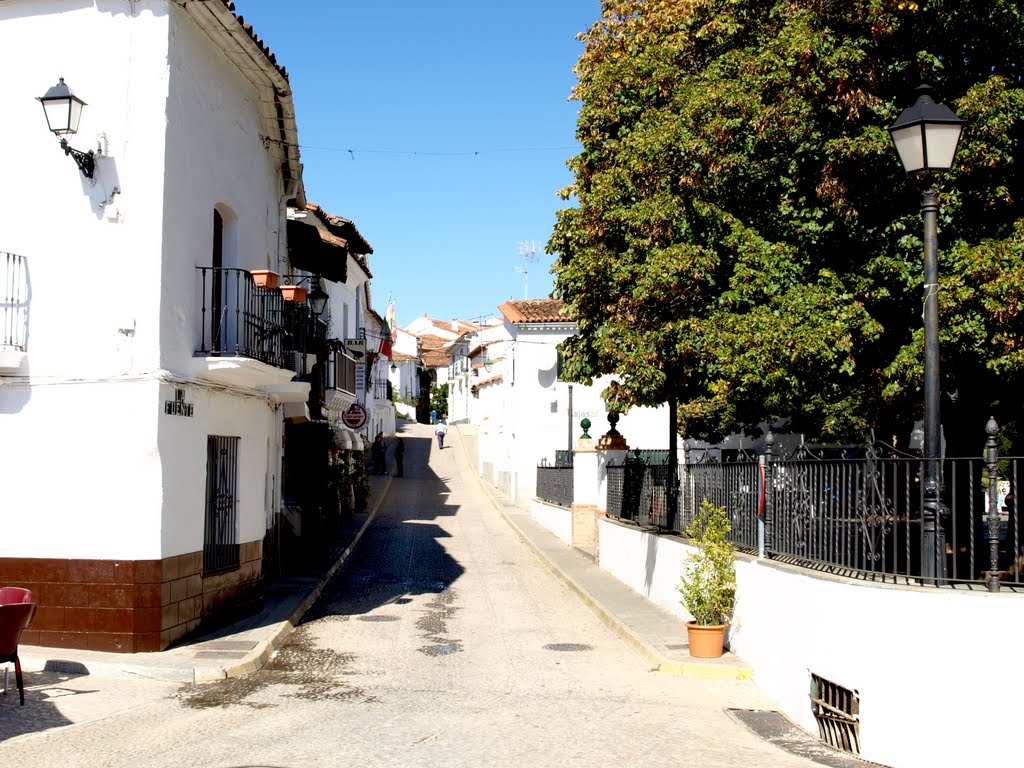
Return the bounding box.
[263,137,578,158]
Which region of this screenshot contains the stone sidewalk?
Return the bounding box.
[15,421,745,684]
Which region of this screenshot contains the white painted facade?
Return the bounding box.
[474,312,671,503]
[596,517,1023,768]
[0,1,300,562]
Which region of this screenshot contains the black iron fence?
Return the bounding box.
[2,251,27,351]
[197,267,284,366]
[537,464,574,508]
[607,421,1023,590]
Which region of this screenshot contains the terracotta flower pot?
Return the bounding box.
[686,621,728,658]
[280,284,307,302]
[250,269,279,288]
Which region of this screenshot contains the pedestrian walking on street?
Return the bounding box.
[435,419,447,449]
[394,437,404,477]
[371,432,387,475]
[430,409,437,424]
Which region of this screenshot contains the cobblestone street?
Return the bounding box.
[0,423,821,767]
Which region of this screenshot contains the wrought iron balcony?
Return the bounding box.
[196,266,285,367]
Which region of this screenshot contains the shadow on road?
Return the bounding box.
[302,431,466,623]
[0,663,91,742]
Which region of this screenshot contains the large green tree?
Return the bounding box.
[550,0,1024,452]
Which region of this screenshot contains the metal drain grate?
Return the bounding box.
[810,674,860,755]
[543,643,593,652]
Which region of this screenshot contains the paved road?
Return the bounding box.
[0,422,819,768]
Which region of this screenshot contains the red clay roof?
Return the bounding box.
[421,348,451,368]
[306,203,373,255]
[498,299,569,324]
[221,1,290,81]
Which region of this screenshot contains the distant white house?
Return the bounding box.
[403,315,480,413]
[472,299,671,503]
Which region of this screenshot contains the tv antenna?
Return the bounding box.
[515,240,538,299]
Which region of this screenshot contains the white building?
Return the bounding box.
[0,0,368,652]
[474,300,671,502]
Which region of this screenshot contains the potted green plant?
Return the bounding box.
[677,501,736,658]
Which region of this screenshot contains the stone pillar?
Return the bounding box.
[572,419,599,551]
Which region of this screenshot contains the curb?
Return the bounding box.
[24,474,393,684]
[210,473,392,681]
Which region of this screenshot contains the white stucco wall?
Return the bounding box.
[1,0,170,378]
[0,1,288,560]
[597,517,1024,768]
[159,383,278,556]
[0,380,160,559]
[529,499,573,545]
[162,5,285,371]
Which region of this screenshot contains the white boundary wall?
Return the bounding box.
[598,516,1024,768]
[528,499,572,545]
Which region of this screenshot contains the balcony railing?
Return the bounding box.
[197,267,284,367]
[2,252,27,351]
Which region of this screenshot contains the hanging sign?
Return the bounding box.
[342,403,368,430]
[345,339,367,360]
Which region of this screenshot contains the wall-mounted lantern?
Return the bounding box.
[37,77,96,179]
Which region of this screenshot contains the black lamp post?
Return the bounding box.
[37,77,96,179]
[888,84,965,582]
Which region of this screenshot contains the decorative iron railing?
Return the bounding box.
[196,267,284,367]
[2,252,28,351]
[606,421,1023,589]
[536,464,574,508]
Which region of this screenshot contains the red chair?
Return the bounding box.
[0,587,33,605]
[0,602,37,705]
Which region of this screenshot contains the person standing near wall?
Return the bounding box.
[395,437,405,477]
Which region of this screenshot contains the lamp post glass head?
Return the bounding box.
[38,77,87,136]
[888,84,964,175]
[308,275,329,317]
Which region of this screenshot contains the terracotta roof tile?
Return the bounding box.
[421,348,450,368]
[221,1,289,81]
[306,203,373,255]
[498,299,569,324]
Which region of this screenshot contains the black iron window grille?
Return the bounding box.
[203,436,240,574]
[2,252,28,352]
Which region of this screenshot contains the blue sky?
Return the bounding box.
[233,1,599,328]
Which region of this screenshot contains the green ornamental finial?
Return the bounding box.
[580,417,592,439]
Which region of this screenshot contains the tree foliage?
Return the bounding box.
[550,0,1024,450]
[430,383,449,419]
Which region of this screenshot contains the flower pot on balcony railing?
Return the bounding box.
[280,284,307,302]
[250,269,280,289]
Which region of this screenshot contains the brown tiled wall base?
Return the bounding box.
[0,541,263,653]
